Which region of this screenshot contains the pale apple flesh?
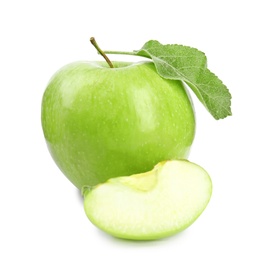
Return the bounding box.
[83,160,212,240]
[41,61,195,189]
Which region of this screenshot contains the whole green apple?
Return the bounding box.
[41,61,195,189]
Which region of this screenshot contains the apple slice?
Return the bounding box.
[83,160,212,240]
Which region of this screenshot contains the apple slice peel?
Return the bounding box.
[83,160,212,240]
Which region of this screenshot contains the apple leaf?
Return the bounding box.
[136,40,232,120]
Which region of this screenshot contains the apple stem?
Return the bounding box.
[90,37,114,68]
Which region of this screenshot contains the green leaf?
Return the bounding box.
[136,40,232,120]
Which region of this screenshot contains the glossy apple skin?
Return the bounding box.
[41,61,195,189]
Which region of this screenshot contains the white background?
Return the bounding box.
[1,0,263,259]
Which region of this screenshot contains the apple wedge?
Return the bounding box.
[83,160,212,240]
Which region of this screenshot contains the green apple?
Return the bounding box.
[41,61,195,189]
[83,159,212,240]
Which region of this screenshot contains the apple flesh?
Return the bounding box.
[41,61,195,189]
[83,160,212,240]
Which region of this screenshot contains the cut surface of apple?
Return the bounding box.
[83,160,212,240]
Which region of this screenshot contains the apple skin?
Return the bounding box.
[41,61,195,189]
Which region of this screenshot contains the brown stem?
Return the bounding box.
[90,37,114,68]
